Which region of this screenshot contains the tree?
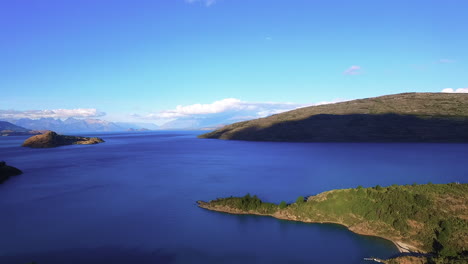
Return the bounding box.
[436,221,457,257]
[296,196,305,204]
[279,201,287,209]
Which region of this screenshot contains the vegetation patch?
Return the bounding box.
[198,183,468,262]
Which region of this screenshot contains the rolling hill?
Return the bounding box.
[199,93,468,142]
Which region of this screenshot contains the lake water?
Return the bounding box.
[1,132,467,264]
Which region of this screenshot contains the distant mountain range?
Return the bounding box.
[2,118,159,133]
[200,93,468,142]
[0,121,41,136]
[1,116,224,133]
[159,116,229,130]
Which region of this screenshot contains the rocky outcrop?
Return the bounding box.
[22,131,104,148]
[0,161,23,183]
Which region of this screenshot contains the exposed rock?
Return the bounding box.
[0,161,23,183]
[22,131,105,148]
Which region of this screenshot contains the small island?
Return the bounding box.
[22,131,105,148]
[198,183,467,263]
[0,161,23,183]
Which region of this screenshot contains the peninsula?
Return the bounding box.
[22,131,104,148]
[199,93,468,142]
[0,161,23,183]
[198,183,468,263]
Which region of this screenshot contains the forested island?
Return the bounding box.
[199,93,468,142]
[198,183,467,263]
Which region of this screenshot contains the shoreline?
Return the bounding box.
[197,201,418,254]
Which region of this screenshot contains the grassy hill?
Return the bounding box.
[199,93,468,142]
[198,183,468,262]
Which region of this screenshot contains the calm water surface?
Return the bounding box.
[1,132,467,264]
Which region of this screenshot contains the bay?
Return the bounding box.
[1,131,467,264]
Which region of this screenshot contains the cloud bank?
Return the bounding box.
[343,65,362,75]
[0,108,105,119]
[135,98,345,128]
[441,88,468,93]
[142,99,306,120]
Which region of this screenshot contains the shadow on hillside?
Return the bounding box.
[221,114,468,142]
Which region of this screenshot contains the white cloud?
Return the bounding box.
[144,99,301,120]
[136,98,346,124]
[0,108,105,119]
[343,65,362,75]
[185,0,217,6]
[156,98,244,118]
[441,88,468,93]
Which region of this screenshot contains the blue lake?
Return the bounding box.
[1,132,467,264]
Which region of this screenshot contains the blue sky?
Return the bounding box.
[1,0,467,125]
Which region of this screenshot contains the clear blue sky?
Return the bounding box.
[1,0,467,122]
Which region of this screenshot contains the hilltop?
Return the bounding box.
[199,93,468,142]
[198,183,468,263]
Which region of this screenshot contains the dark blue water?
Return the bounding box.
[1,132,467,264]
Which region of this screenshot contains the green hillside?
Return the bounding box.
[199,93,468,142]
[198,183,468,261]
